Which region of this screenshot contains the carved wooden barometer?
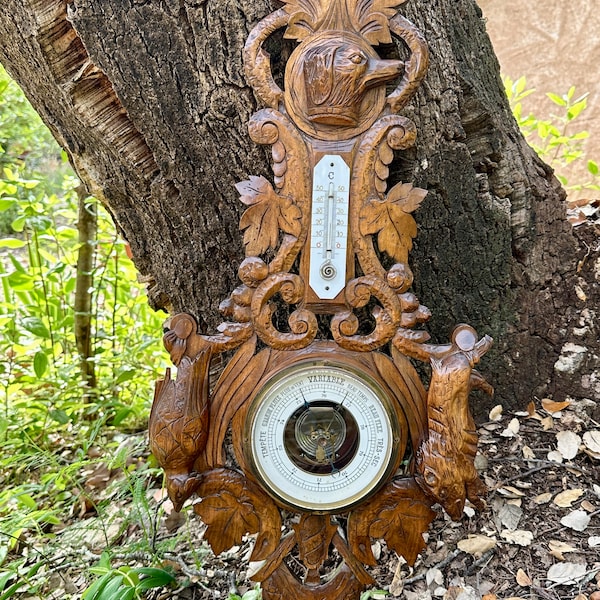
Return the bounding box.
[149,0,493,597]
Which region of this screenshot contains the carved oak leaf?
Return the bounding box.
[237,176,302,256]
[348,479,434,566]
[359,182,427,263]
[352,0,408,45]
[194,468,281,560]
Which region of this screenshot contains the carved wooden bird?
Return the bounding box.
[149,349,211,511]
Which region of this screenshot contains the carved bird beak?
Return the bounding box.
[361,58,404,91]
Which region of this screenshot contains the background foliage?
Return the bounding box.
[0,64,173,597]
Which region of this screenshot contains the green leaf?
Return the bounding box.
[546,92,567,106]
[110,407,133,426]
[21,316,50,339]
[117,589,135,600]
[33,350,48,378]
[16,494,37,509]
[0,238,26,249]
[0,572,14,592]
[0,199,16,211]
[115,368,136,384]
[96,574,124,598]
[10,215,26,232]
[588,160,599,176]
[136,567,175,590]
[49,409,70,425]
[567,98,587,121]
[0,581,23,600]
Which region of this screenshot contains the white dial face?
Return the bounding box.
[309,155,350,299]
[246,362,398,512]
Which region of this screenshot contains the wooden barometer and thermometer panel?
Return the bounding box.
[149,0,493,597]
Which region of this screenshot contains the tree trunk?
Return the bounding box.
[0,0,596,410]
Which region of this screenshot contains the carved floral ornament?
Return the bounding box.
[149,1,493,598]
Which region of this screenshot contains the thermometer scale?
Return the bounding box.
[308,155,350,300]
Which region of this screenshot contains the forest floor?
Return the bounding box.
[35,394,600,600]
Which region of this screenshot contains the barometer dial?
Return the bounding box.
[245,361,402,512]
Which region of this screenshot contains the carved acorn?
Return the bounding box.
[149,349,211,511]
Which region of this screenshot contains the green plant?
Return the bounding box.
[228,585,262,600]
[360,590,388,600]
[82,551,175,600]
[0,64,172,597]
[504,75,599,192]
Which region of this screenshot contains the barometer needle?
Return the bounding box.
[299,389,311,411]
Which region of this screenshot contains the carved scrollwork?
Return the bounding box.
[387,14,430,113]
[243,8,288,110]
[331,275,402,351]
[251,273,318,350]
[350,115,424,278]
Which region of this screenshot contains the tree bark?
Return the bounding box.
[0,0,596,410]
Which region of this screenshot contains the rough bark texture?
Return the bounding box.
[0,0,596,409]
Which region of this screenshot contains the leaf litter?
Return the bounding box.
[22,397,599,599]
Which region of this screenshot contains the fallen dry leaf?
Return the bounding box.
[542,398,571,414]
[426,567,444,588]
[501,418,520,437]
[592,592,600,600]
[534,492,553,504]
[547,562,587,585]
[500,529,534,546]
[553,488,584,508]
[548,540,578,560]
[547,450,563,463]
[588,536,600,548]
[522,445,535,460]
[526,401,542,420]
[581,500,596,512]
[556,431,581,460]
[498,486,525,498]
[457,535,496,556]
[499,503,522,530]
[560,510,591,532]
[583,430,600,456]
[516,568,532,587]
[489,405,503,421]
[541,416,554,431]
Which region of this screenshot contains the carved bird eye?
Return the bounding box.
[349,53,365,65]
[424,468,438,486]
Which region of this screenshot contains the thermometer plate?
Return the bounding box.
[309,155,350,299]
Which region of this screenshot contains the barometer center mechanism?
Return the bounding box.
[244,361,405,513]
